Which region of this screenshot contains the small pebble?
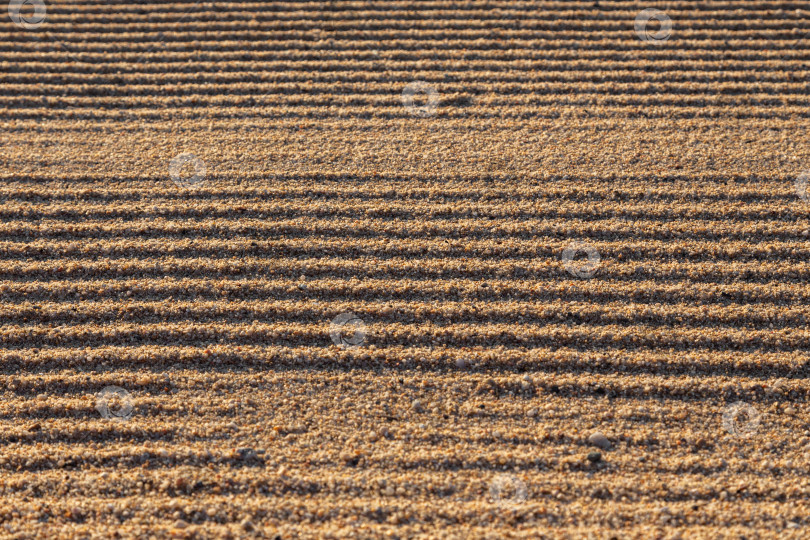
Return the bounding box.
[588,431,611,450]
[587,451,602,463]
[173,520,188,529]
[237,448,256,459]
[412,400,423,412]
[527,408,538,417]
[455,358,469,369]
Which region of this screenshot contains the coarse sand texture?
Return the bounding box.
[2,1,810,538]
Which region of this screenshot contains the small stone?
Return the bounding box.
[412,400,423,412]
[587,451,602,463]
[784,406,796,415]
[237,448,255,459]
[240,519,254,532]
[455,358,468,369]
[588,431,610,450]
[28,423,41,432]
[173,520,188,529]
[527,408,538,417]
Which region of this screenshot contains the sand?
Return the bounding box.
[1,1,809,538]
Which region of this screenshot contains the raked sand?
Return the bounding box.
[1,1,810,538]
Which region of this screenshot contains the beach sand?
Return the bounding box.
[1,1,809,538]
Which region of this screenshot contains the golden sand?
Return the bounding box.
[1,1,809,538]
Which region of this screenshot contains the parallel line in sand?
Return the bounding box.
[1,322,808,352]
[4,76,810,88]
[5,58,810,70]
[5,279,810,311]
[1,298,806,327]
